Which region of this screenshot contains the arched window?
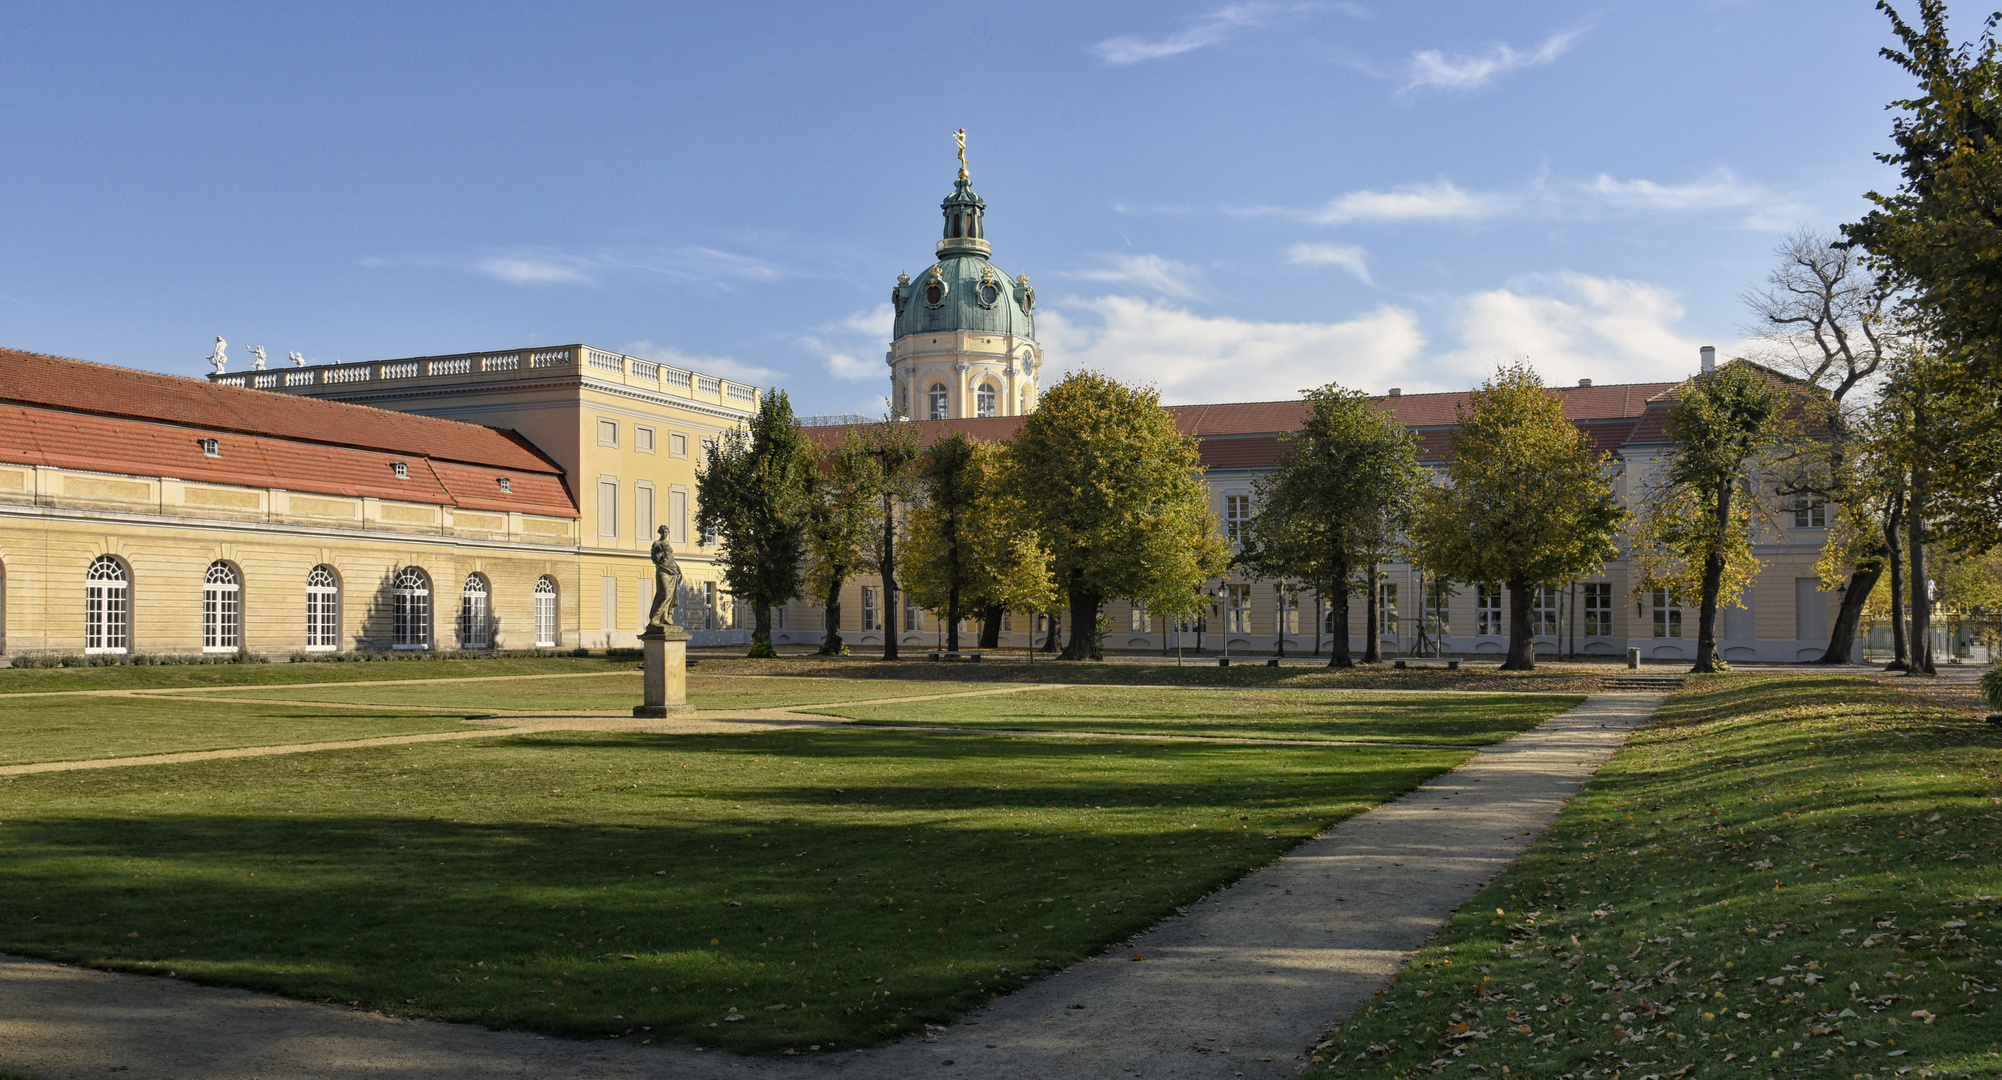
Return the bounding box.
[86,556,129,654]
[534,576,558,648]
[459,573,491,649]
[392,567,430,650]
[975,381,997,418]
[203,561,241,652]
[306,566,340,652]
[928,383,949,420]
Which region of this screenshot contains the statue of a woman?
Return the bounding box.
[648,526,684,630]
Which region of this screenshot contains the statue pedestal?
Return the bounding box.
[633,624,694,718]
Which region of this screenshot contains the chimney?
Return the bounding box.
[1578,378,1592,388]
[1388,387,1402,397]
[1700,345,1716,373]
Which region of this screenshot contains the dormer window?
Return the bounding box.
[498,477,512,493]
[391,462,409,480]
[199,438,219,457]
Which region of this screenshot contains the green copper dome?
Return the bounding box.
[890,175,1036,341]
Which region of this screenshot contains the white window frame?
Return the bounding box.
[1652,588,1683,639]
[1582,582,1612,637]
[1476,584,1503,637]
[928,383,949,420]
[669,432,689,458]
[533,576,558,647]
[597,478,619,539]
[1422,580,1451,638]
[306,566,340,651]
[1531,585,1559,637]
[597,418,619,447]
[635,425,655,454]
[1129,599,1149,633]
[860,586,878,631]
[460,573,491,649]
[975,381,997,418]
[1226,583,1252,634]
[86,556,130,655]
[1224,494,1252,542]
[1376,582,1398,636]
[1792,498,1827,529]
[392,567,431,650]
[203,561,241,653]
[636,481,656,541]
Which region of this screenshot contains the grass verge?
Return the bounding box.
[0,656,639,694]
[0,697,475,766]
[1306,674,2002,1080]
[177,675,1009,713]
[0,727,1468,1054]
[689,656,1616,694]
[811,687,1585,745]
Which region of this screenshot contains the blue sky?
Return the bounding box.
[0,2,1933,413]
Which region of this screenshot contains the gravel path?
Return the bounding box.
[0,693,1661,1079]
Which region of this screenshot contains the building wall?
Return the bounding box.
[0,464,586,656]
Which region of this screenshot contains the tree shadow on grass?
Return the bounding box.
[0,731,1463,1053]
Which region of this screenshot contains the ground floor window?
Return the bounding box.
[534,576,557,647]
[305,566,340,650]
[1377,582,1398,636]
[860,587,878,631]
[86,556,129,654]
[1651,588,1683,639]
[1275,587,1300,634]
[460,574,490,649]
[1422,580,1451,638]
[203,561,241,652]
[1531,585,1559,637]
[1225,583,1252,633]
[1129,600,1148,633]
[393,567,430,649]
[1582,582,1612,636]
[1476,584,1503,636]
[904,594,923,632]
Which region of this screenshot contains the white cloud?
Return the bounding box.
[1588,170,1806,229]
[1040,295,1426,402]
[1306,180,1503,224]
[1286,242,1374,284]
[622,340,781,385]
[1093,3,1315,64]
[472,255,594,285]
[1435,273,1722,388]
[1406,29,1581,90]
[798,304,895,382]
[1063,254,1205,298]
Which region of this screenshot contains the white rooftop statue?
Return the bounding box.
[288,350,305,367]
[249,345,267,370]
[207,337,228,374]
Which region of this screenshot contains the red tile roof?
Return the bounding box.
[0,347,563,474]
[0,348,574,516]
[0,403,576,516]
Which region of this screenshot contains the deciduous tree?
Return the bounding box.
[1628,363,1789,674]
[900,432,1055,652]
[853,419,923,661]
[695,390,816,656]
[800,429,880,656]
[1237,384,1424,669]
[1009,371,1230,660]
[1410,364,1624,671]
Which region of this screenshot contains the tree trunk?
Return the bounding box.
[752,603,773,655]
[880,494,900,662]
[1502,577,1536,671]
[1276,591,1287,660]
[1885,496,1908,670]
[1326,577,1353,668]
[1060,584,1102,661]
[1817,561,1882,664]
[946,584,961,653]
[1362,563,1380,664]
[978,604,1003,649]
[819,571,846,656]
[1041,609,1061,653]
[1908,470,1935,675]
[1691,477,1731,674]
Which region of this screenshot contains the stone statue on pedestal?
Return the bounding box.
[207,337,228,374]
[635,526,693,718]
[647,526,683,630]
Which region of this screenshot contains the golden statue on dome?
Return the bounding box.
[954,128,968,180]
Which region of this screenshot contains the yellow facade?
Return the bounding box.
[215,344,762,648]
[0,462,579,656]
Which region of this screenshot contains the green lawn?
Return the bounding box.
[809,687,1585,745]
[0,727,1470,1053]
[179,675,1005,713]
[0,696,477,766]
[1306,674,2002,1079]
[0,656,639,694]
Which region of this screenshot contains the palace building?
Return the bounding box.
[0,151,1850,663]
[0,343,758,658]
